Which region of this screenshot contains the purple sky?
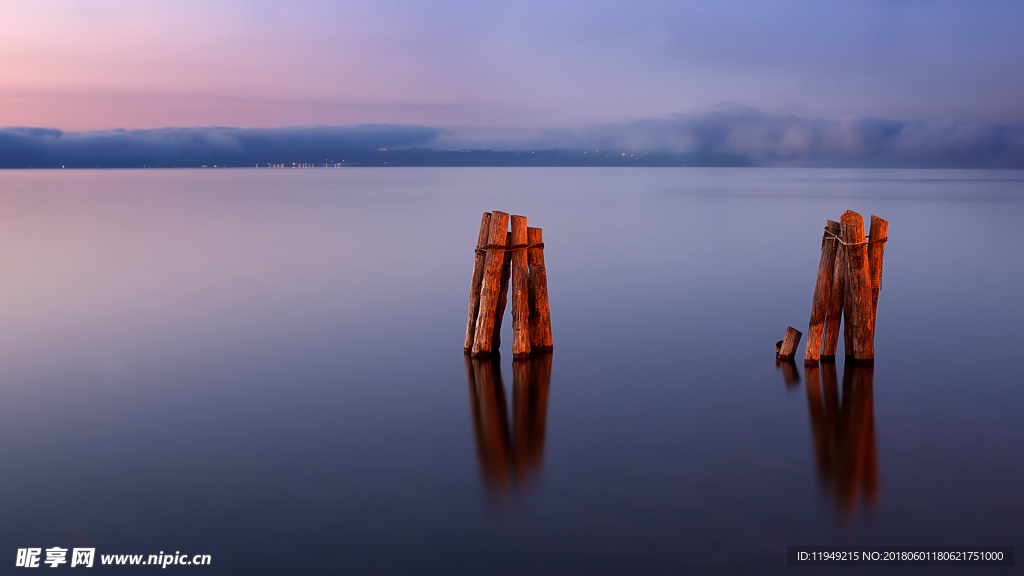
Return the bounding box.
[3,0,1023,140]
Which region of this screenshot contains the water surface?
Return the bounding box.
[0,168,1021,574]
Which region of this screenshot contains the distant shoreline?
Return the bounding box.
[0,148,754,169]
[5,122,1023,169]
[6,149,1021,170]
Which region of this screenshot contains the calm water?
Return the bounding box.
[0,168,1021,574]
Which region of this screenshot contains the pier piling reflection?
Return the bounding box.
[465,353,552,499]
[802,360,878,517]
[776,357,801,387]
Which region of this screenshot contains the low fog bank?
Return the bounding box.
[533,106,1024,169]
[0,125,442,168]
[3,108,1023,168]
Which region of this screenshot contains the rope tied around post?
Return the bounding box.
[824,225,887,290]
[475,242,544,255]
[822,226,884,248]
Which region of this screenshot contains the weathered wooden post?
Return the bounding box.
[841,212,875,363]
[492,231,513,350]
[840,211,858,358]
[777,326,803,359]
[805,220,841,364]
[526,227,553,352]
[777,325,802,386]
[510,216,531,358]
[821,222,846,360]
[867,215,888,329]
[464,212,492,352]
[472,211,510,357]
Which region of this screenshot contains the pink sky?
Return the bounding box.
[3,1,1023,132]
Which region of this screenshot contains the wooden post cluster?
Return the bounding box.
[465,212,553,358]
[798,210,888,365]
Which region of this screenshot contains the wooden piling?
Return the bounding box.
[840,211,857,358]
[510,216,531,358]
[842,212,875,363]
[867,215,888,329]
[805,220,841,364]
[777,326,803,359]
[492,231,513,350]
[464,212,492,352]
[821,221,846,360]
[526,227,553,352]
[472,211,510,357]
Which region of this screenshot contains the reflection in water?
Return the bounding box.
[776,358,801,387]
[802,361,878,517]
[464,354,552,499]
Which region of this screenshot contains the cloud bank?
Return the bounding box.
[0,124,442,168]
[534,106,1024,168]
[2,108,1024,168]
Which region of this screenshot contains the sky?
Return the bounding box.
[2,0,1023,164]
